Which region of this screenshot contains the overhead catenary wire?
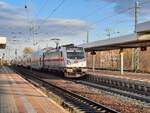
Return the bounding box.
[37,0,150,45]
[68,4,134,41]
[91,6,134,26]
[84,0,150,42]
[40,0,66,25]
[81,0,117,20]
[33,0,66,40]
[35,0,48,17]
[90,0,150,26]
[29,0,150,46]
[23,0,37,50]
[32,0,66,46]
[24,0,41,45]
[24,0,29,22]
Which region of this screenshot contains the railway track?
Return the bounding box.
[75,80,150,103]
[85,75,150,96]
[80,75,150,102]
[15,66,150,103]
[13,67,118,113]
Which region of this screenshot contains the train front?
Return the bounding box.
[64,46,87,78]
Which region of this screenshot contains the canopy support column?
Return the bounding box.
[120,49,124,75]
[92,54,95,72]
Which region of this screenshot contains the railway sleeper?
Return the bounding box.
[147,87,150,93]
[89,77,149,96]
[86,76,150,98]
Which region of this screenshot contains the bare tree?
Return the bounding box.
[23,47,33,56]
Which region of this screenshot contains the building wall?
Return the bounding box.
[140,48,150,72]
[86,48,150,72]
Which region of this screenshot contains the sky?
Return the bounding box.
[0,0,150,59]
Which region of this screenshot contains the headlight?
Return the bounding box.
[82,68,87,72]
[67,68,73,72]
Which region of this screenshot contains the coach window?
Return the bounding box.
[61,52,63,57]
[40,57,41,65]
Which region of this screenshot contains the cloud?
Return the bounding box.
[86,0,150,16]
[0,1,90,40]
[34,18,89,37]
[0,1,90,58]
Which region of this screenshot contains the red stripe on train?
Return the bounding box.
[44,58,64,61]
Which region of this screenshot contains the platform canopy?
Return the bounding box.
[79,21,150,52]
[79,21,150,75]
[81,33,150,51]
[137,21,150,33]
[0,37,6,49]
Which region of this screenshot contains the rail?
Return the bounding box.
[13,67,119,113]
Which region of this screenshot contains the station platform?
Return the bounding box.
[0,66,68,113]
[87,69,150,83]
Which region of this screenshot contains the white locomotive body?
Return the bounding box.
[43,46,87,78]
[22,45,87,78]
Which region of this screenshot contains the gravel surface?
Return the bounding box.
[87,70,150,83]
[25,69,150,113]
[45,78,150,113]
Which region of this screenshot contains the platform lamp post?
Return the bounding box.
[132,1,140,72]
[105,28,120,70]
[105,28,112,69]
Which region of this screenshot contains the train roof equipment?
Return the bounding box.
[62,44,75,47]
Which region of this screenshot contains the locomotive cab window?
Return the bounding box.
[66,47,84,59]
